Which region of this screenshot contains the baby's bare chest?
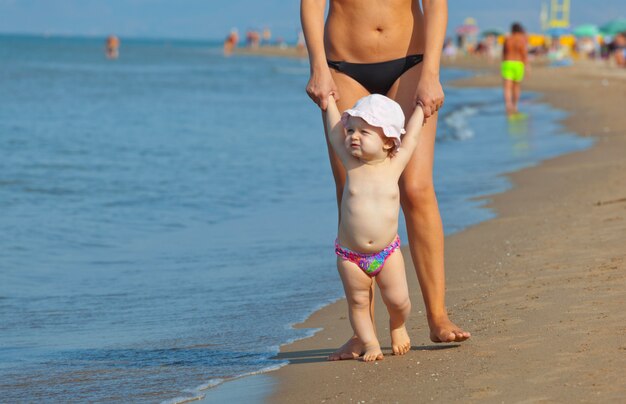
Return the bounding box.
[344,176,400,203]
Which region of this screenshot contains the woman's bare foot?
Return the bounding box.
[428,314,471,343]
[361,342,384,362]
[327,336,364,361]
[390,325,411,355]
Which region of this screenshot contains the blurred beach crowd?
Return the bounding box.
[223,26,306,56]
[219,16,626,69]
[442,17,626,68]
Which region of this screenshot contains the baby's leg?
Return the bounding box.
[336,258,384,362]
[376,249,412,355]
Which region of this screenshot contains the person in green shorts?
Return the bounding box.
[501,60,524,82]
[502,22,528,114]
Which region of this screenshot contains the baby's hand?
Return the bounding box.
[326,93,340,115]
[325,93,342,133]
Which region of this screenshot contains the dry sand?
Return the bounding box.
[269,60,626,402]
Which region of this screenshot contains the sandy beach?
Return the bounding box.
[268,60,626,402]
[231,45,307,59]
[4,3,626,401]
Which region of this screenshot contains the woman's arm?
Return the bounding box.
[301,0,338,110]
[415,0,448,119]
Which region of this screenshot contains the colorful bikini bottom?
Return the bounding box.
[335,235,400,277]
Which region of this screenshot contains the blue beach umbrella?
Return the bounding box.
[545,27,570,37]
[456,24,479,35]
[573,24,599,37]
[599,18,626,35]
[480,28,504,37]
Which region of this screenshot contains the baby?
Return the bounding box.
[325,94,424,361]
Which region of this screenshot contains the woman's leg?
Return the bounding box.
[336,258,383,362]
[324,71,374,361]
[388,65,471,343]
[374,249,412,355]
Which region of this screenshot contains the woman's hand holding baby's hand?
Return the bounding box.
[306,67,339,111]
[414,72,444,120]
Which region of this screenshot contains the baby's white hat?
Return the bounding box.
[340,94,406,148]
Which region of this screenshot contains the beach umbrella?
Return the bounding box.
[481,28,504,37]
[456,24,479,35]
[573,24,599,37]
[545,26,570,37]
[599,18,626,35]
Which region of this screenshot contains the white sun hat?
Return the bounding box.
[340,94,406,149]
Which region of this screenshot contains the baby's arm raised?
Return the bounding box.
[325,96,351,163]
[393,106,425,168]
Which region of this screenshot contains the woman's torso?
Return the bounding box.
[325,0,425,62]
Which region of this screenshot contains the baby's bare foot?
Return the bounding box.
[390,325,411,355]
[428,315,471,343]
[361,342,384,362]
[328,336,364,361]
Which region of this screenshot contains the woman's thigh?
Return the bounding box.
[330,70,371,111]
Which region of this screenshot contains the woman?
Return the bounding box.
[300,0,470,360]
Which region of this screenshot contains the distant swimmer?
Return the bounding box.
[262,27,271,46]
[502,22,528,114]
[223,28,239,56]
[105,35,120,59]
[296,30,306,56]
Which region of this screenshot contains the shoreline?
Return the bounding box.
[229,45,307,59]
[266,60,626,402]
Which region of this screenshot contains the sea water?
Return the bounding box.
[0,35,592,403]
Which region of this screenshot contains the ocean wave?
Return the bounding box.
[440,105,479,141]
[162,362,289,404]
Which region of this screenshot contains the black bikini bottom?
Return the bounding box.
[327,54,424,95]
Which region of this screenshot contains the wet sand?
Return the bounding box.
[269,61,626,402]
